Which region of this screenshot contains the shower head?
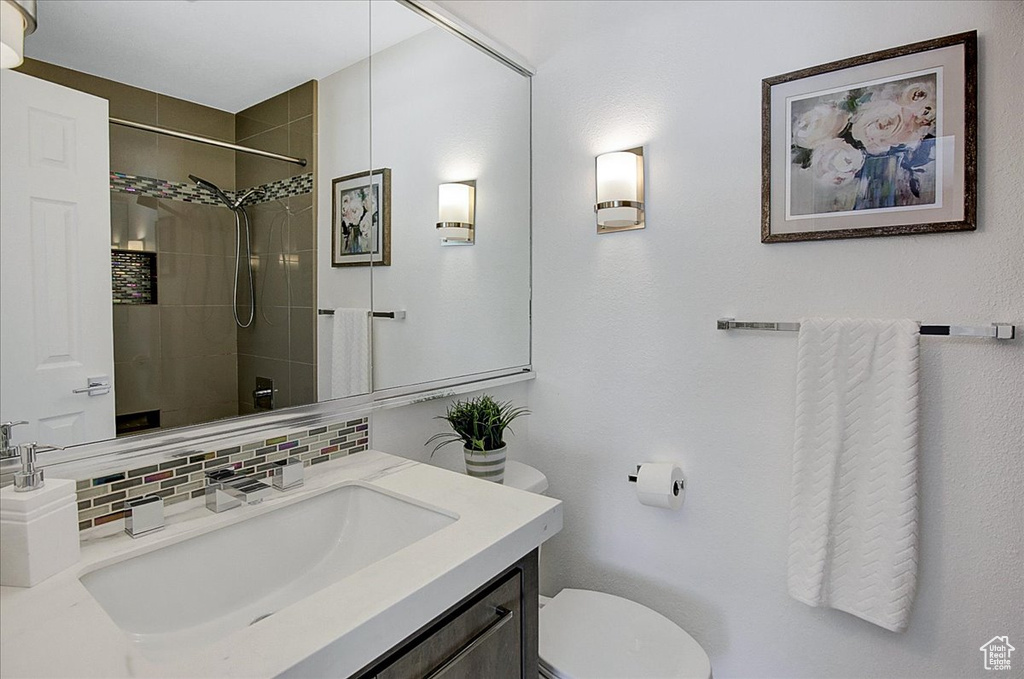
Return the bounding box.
[233,186,266,208]
[188,174,234,208]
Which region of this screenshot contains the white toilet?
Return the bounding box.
[500,461,713,679]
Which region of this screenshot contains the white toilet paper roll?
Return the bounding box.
[635,462,685,509]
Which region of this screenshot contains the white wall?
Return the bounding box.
[367,27,531,390]
[317,26,531,399]
[429,1,1024,677]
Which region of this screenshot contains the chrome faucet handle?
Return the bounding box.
[0,421,29,458]
[272,457,305,491]
[124,495,165,538]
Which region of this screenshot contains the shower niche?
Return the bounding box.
[111,249,157,305]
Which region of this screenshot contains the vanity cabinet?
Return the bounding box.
[356,550,538,679]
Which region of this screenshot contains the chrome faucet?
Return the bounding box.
[0,421,29,459]
[204,468,272,512]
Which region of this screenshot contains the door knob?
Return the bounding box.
[72,375,111,396]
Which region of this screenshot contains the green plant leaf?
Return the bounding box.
[424,394,530,457]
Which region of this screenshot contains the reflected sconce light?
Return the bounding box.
[595,147,645,233]
[0,0,37,69]
[437,181,476,245]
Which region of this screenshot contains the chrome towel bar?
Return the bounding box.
[318,309,407,319]
[717,318,1016,340]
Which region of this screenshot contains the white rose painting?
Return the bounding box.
[332,168,391,267]
[338,184,379,255]
[764,31,974,243]
[788,71,939,217]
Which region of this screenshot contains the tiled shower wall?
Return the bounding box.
[18,58,243,431]
[18,58,319,431]
[110,195,240,428]
[108,171,313,207]
[74,417,368,531]
[236,83,318,415]
[16,59,238,191]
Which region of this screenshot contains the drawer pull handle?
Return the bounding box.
[424,606,515,679]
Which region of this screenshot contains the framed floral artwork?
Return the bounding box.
[332,168,391,266]
[761,31,976,243]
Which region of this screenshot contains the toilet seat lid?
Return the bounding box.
[539,589,711,679]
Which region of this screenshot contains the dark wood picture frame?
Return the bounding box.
[762,31,977,243]
[331,168,392,267]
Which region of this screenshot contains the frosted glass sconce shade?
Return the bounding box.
[0,0,36,69]
[595,147,645,233]
[437,181,476,245]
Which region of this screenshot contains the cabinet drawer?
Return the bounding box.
[376,571,522,679]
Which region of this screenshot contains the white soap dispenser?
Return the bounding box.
[1,440,81,587]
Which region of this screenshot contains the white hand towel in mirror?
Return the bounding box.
[331,308,371,399]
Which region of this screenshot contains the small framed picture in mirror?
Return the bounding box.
[332,168,391,266]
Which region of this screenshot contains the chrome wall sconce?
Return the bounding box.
[437,180,476,245]
[595,147,645,234]
[1,0,37,69]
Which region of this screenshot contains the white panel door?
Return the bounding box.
[0,69,115,447]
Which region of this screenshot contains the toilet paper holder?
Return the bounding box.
[628,465,684,496]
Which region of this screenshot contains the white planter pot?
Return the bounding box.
[463,445,507,484]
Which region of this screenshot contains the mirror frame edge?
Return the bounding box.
[18,368,534,483]
[397,0,536,77]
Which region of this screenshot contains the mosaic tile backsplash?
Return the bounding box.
[74,417,368,531]
[111,250,156,304]
[254,173,315,203]
[109,172,313,207]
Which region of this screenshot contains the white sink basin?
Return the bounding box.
[79,483,456,655]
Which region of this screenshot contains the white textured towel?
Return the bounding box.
[331,308,371,399]
[787,318,920,632]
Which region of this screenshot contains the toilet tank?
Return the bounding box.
[501,461,549,495]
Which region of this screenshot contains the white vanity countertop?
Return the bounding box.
[0,450,562,678]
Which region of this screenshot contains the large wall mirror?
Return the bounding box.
[0,0,532,456]
[318,2,532,399]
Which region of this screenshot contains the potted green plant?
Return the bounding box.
[426,395,529,484]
